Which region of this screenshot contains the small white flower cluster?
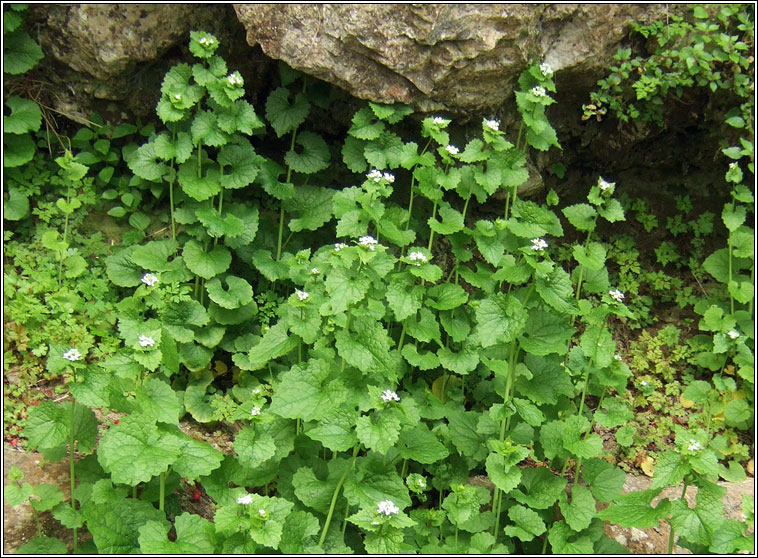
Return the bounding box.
[237,494,253,505]
[258,508,266,517]
[334,242,348,252]
[484,119,500,131]
[198,36,215,48]
[433,116,450,126]
[310,267,320,275]
[359,235,378,251]
[539,62,553,77]
[530,238,548,251]
[417,477,426,488]
[295,290,309,301]
[641,380,648,387]
[252,387,262,395]
[174,93,182,101]
[63,348,81,362]
[377,500,400,516]
[367,169,395,183]
[142,273,159,287]
[729,162,738,169]
[408,251,428,266]
[251,406,261,416]
[139,335,155,348]
[381,389,400,402]
[688,439,702,452]
[445,144,459,155]
[614,354,623,361]
[597,177,614,191]
[608,289,625,303]
[531,86,547,97]
[227,72,244,87]
[727,329,740,339]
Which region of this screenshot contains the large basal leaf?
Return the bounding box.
[3,30,44,75]
[265,87,310,138]
[475,292,527,347]
[4,96,42,134]
[283,185,334,232]
[270,358,347,422]
[205,275,253,309]
[182,240,231,279]
[139,513,216,554]
[284,131,330,174]
[4,132,36,167]
[218,142,260,189]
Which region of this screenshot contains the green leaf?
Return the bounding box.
[266,87,310,137]
[218,142,260,189]
[178,341,214,372]
[597,489,670,528]
[4,96,42,134]
[580,325,615,369]
[139,514,216,554]
[722,204,746,232]
[335,318,399,382]
[505,505,546,542]
[669,480,726,547]
[519,309,575,356]
[240,322,298,371]
[558,484,596,532]
[182,240,231,279]
[425,283,468,311]
[131,239,178,271]
[573,242,607,270]
[348,107,384,140]
[563,203,597,232]
[437,345,479,375]
[135,377,181,424]
[397,423,449,463]
[486,453,522,494]
[251,249,289,282]
[4,132,36,167]
[548,520,594,554]
[169,428,223,480]
[234,424,276,468]
[386,281,423,321]
[283,185,334,231]
[401,344,439,370]
[3,187,30,220]
[97,413,182,486]
[279,510,322,555]
[177,161,222,201]
[344,453,411,510]
[270,358,347,422]
[293,462,348,514]
[702,249,730,284]
[598,198,625,222]
[651,450,688,490]
[191,110,228,147]
[3,30,44,75]
[535,267,578,314]
[284,131,330,174]
[447,410,489,461]
[216,99,264,135]
[356,413,402,455]
[428,203,465,235]
[14,537,68,555]
[562,415,604,459]
[128,142,168,182]
[342,135,368,172]
[205,275,253,309]
[305,405,359,452]
[24,401,68,452]
[594,397,633,428]
[475,293,527,347]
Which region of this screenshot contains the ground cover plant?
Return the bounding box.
[3,5,754,555]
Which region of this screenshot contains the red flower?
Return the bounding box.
[114,419,120,425]
[10,437,18,447]
[192,489,201,501]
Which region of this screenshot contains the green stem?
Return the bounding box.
[57,201,71,289]
[318,444,360,547]
[169,131,177,240]
[728,228,734,314]
[69,384,78,552]
[32,506,42,538]
[159,471,165,512]
[575,226,596,302]
[667,482,688,553]
[277,129,298,262]
[427,200,439,251]
[401,458,408,479]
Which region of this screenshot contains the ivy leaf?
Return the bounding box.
[97,413,182,486]
[4,96,42,134]
[270,358,347,422]
[597,489,671,528]
[182,240,231,279]
[283,185,334,232]
[505,505,546,542]
[266,87,310,138]
[139,513,216,554]
[284,131,330,174]
[475,293,527,347]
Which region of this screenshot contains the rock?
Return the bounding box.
[25,4,258,123]
[233,4,688,114]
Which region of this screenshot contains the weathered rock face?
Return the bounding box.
[25,4,259,123]
[233,3,687,114]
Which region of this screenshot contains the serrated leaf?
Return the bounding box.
[270,358,347,422]
[4,96,42,134]
[437,345,479,375]
[519,309,575,356]
[401,344,439,370]
[505,505,546,542]
[397,423,449,463]
[356,413,402,455]
[597,489,670,528]
[128,142,167,182]
[14,537,68,555]
[131,239,178,271]
[447,410,489,461]
[573,242,606,270]
[386,281,423,321]
[563,203,597,232]
[82,498,166,554]
[195,207,245,239]
[486,453,523,494]
[305,405,359,452]
[349,107,384,140]
[535,267,578,314]
[428,203,465,235]
[139,513,216,554]
[182,240,231,279]
[3,131,36,167]
[512,467,567,509]
[3,187,30,220]
[582,458,626,502]
[284,131,330,174]
[177,161,222,201]
[342,135,368,173]
[475,292,527,347]
[559,484,596,532]
[218,142,260,189]
[242,322,298,371]
[283,185,334,231]
[266,87,310,137]
[216,99,264,135]
[205,275,253,309]
[24,401,68,452]
[191,110,228,147]
[135,377,181,424]
[3,30,44,75]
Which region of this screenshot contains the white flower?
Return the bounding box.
[597,177,614,191]
[530,238,548,251]
[614,354,623,361]
[383,172,395,183]
[296,290,309,301]
[433,116,449,125]
[531,86,546,97]
[641,380,648,387]
[63,348,81,362]
[609,289,625,303]
[258,509,266,516]
[484,118,500,131]
[334,242,348,251]
[141,273,159,287]
[359,235,378,250]
[418,478,426,488]
[252,387,261,395]
[729,162,738,169]
[310,267,320,275]
[251,406,261,416]
[539,62,553,77]
[408,251,428,266]
[377,500,400,516]
[237,494,253,505]
[139,335,155,348]
[727,329,740,339]
[445,144,459,155]
[688,439,702,452]
[381,389,400,402]
[174,93,182,101]
[227,72,244,87]
[367,169,383,183]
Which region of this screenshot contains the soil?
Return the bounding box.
[3,437,754,554]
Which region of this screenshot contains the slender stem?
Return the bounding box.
[276,206,286,262]
[728,226,734,314]
[341,499,349,536]
[318,444,360,547]
[427,200,439,251]
[32,506,42,538]
[69,390,78,552]
[667,482,688,553]
[575,226,596,302]
[401,458,408,479]
[58,200,71,289]
[169,130,177,240]
[159,471,165,512]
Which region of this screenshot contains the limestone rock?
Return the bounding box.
[233,3,686,114]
